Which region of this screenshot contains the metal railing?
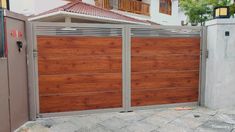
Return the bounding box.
[118,0,150,16]
[95,0,111,9]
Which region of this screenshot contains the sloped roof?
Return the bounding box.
[31,0,148,24]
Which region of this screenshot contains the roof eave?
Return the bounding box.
[29,11,61,21]
[29,11,150,25]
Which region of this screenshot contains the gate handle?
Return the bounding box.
[16,41,23,52]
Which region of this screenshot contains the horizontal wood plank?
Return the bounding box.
[132,37,200,56]
[132,71,199,90]
[132,55,200,72]
[38,56,122,75]
[131,87,198,106]
[40,91,122,113]
[39,73,122,95]
[37,36,122,57]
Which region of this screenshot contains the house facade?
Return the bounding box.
[8,0,185,25]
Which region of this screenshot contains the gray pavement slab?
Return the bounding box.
[17,106,235,132]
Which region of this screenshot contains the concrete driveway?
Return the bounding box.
[17,106,235,132]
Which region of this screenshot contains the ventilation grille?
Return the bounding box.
[35,26,123,37]
[131,28,201,37]
[35,26,201,37]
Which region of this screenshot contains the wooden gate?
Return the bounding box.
[131,37,200,107]
[37,36,123,113]
[28,23,204,118]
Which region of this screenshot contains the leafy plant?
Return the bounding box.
[179,0,235,26]
[180,0,212,26]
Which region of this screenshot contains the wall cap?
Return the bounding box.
[206,18,235,26]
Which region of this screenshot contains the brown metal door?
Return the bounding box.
[6,17,29,131]
[37,36,122,113]
[131,37,200,107]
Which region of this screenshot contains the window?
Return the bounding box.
[159,0,172,15]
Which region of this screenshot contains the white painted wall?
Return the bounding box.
[9,0,68,16]
[9,0,95,16]
[150,0,180,25]
[9,0,35,16]
[178,9,187,25]
[34,0,69,15]
[205,19,235,109]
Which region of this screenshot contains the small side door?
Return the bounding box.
[5,17,29,131]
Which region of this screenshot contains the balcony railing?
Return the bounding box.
[118,0,150,16]
[95,0,111,9]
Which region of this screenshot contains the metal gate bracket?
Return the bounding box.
[33,50,38,57]
[206,50,209,58]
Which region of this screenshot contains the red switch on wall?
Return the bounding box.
[10,30,17,38]
[10,30,23,38]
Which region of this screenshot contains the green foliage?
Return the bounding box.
[179,0,235,26]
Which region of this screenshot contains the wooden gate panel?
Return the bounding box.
[37,36,122,113]
[131,37,200,107]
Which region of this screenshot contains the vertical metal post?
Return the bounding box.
[126,27,131,112]
[199,26,207,106]
[0,9,5,57]
[122,26,131,112]
[33,24,40,118]
[26,22,38,120]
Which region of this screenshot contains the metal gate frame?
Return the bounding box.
[27,22,206,120]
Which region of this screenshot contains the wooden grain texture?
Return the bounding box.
[37,36,122,113]
[131,37,200,56]
[40,91,122,113]
[132,55,200,72]
[38,56,122,75]
[38,36,121,58]
[132,87,198,106]
[39,73,122,95]
[131,37,200,107]
[132,71,199,90]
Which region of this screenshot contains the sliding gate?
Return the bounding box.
[28,23,205,119]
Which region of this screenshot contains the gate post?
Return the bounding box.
[122,26,131,112]
[26,22,38,120]
[205,19,235,109]
[199,26,207,106]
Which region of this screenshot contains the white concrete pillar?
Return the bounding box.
[205,19,235,109]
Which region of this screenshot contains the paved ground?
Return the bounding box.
[17,106,235,132]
